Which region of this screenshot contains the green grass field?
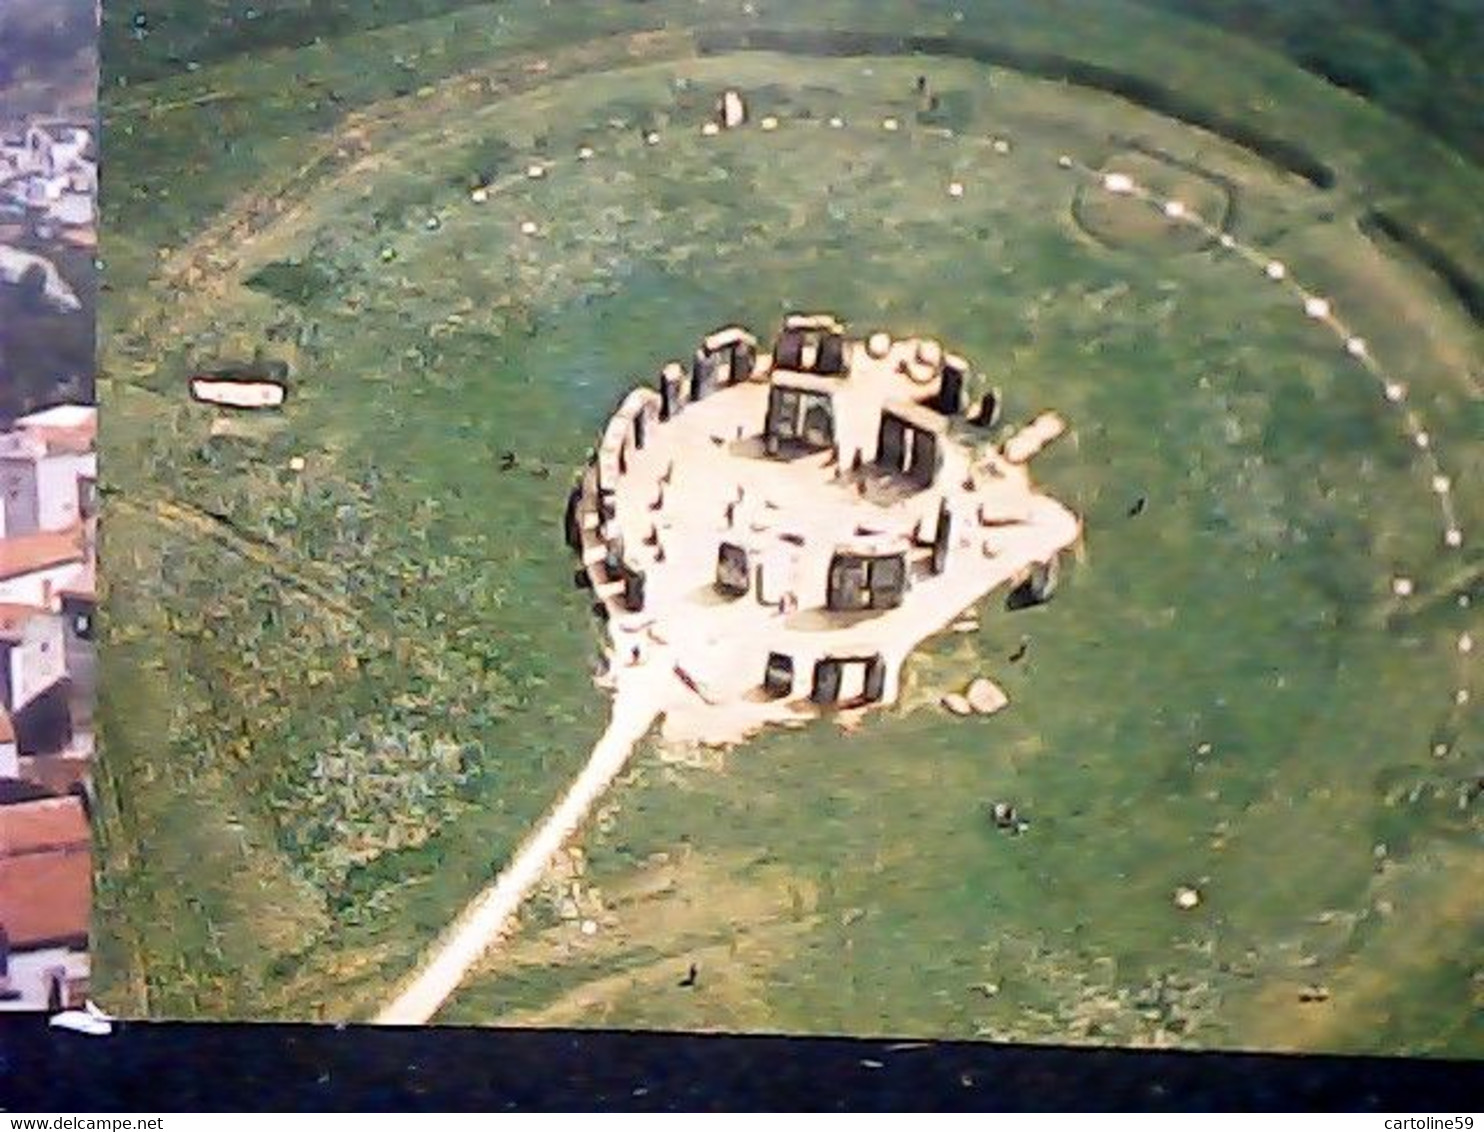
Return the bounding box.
[95,1,1482,1053]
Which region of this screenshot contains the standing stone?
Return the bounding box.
[720,90,747,129]
[765,385,800,454]
[937,358,967,415]
[564,485,583,551]
[622,565,646,613]
[691,348,720,401]
[659,362,685,420]
[775,329,805,371]
[907,427,940,488]
[731,339,758,383]
[815,333,846,375]
[931,498,952,574]
[603,536,625,579]
[811,657,843,704]
[974,387,1003,428]
[876,413,906,471]
[763,652,794,698]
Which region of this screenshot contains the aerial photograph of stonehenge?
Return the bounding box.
[91,0,1478,1055]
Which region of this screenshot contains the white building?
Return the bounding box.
[0,406,97,538]
[0,604,68,714]
[0,529,87,609]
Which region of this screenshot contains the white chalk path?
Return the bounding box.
[373,679,664,1025]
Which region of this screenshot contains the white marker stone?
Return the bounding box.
[470,186,489,204]
[1432,474,1451,494]
[1218,233,1236,249]
[829,116,845,129]
[580,919,598,936]
[1415,430,1431,449]
[1345,336,1367,357]
[1103,172,1134,194]
[520,220,538,235]
[288,455,306,472]
[701,121,719,137]
[1457,689,1472,706]
[1384,382,1406,403]
[1174,886,1201,910]
[992,138,1011,154]
[578,146,594,160]
[527,163,546,179]
[1444,527,1463,548]
[721,90,746,129]
[645,131,660,145]
[1304,296,1331,319]
[1460,632,1475,654]
[948,181,965,198]
[882,117,900,131]
[1057,154,1073,169]
[1392,576,1414,597]
[1163,199,1186,219]
[1265,260,1287,280]
[761,115,779,131]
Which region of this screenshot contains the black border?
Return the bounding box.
[1,1017,1481,1111]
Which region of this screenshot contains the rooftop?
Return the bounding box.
[0,794,90,949]
[16,403,96,434]
[15,403,96,451]
[0,528,85,582]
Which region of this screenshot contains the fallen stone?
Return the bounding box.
[190,377,285,409]
[942,692,972,716]
[966,677,1007,715]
